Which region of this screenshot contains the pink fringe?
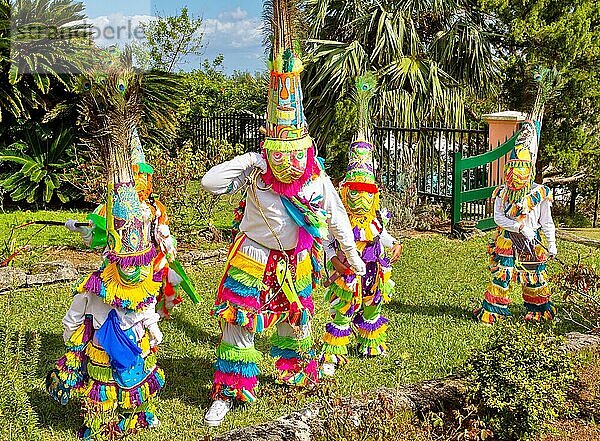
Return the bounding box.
[104,246,157,267]
[217,287,261,310]
[261,146,320,198]
[275,357,301,372]
[299,296,315,314]
[214,370,258,391]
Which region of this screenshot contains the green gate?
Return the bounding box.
[452,129,521,231]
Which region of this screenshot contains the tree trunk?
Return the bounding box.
[570,184,578,215]
[594,185,599,228]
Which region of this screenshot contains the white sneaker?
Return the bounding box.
[321,362,336,377]
[149,417,160,429]
[204,399,232,427]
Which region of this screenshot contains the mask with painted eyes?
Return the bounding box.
[346,189,375,215]
[505,163,532,191]
[266,149,308,184]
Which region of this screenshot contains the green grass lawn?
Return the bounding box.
[1,211,600,439]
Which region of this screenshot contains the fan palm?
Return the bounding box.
[303,0,500,142]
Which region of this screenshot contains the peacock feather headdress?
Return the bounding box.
[342,73,378,194]
[503,66,561,203]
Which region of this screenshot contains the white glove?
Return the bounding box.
[521,225,535,241]
[547,243,558,258]
[65,219,88,234]
[147,323,163,348]
[156,224,177,260]
[248,152,267,173]
[345,249,366,276]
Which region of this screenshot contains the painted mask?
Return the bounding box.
[346,189,376,215]
[134,172,152,201]
[505,163,532,192]
[266,149,308,184]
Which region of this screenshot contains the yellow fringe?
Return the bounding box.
[230,251,266,280]
[86,344,111,366]
[495,234,512,250]
[357,323,388,339]
[488,284,509,298]
[67,322,89,346]
[523,285,551,298]
[323,333,350,346]
[100,263,161,306]
[296,253,312,279]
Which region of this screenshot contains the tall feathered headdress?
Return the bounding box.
[75,47,160,311]
[503,67,561,202]
[341,73,378,194]
[262,0,311,152]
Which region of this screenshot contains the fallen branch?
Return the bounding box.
[557,230,600,249]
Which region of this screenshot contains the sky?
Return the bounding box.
[80,0,266,73]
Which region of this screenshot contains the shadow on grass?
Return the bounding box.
[159,355,215,407]
[29,388,82,431]
[388,301,475,321]
[169,315,219,346]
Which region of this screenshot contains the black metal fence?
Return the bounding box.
[186,114,488,203]
[373,123,488,202]
[180,114,265,157]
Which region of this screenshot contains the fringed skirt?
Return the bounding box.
[212,234,317,333]
[488,228,548,286]
[55,316,165,414]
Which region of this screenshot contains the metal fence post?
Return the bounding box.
[452,150,463,232]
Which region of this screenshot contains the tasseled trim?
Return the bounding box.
[223,276,261,299]
[494,184,553,221]
[104,246,157,268]
[228,266,267,290]
[119,367,165,409]
[100,263,161,311]
[212,302,282,333]
[213,371,258,394]
[524,303,556,322]
[276,359,319,387]
[117,410,156,432]
[359,344,387,357]
[216,342,262,364]
[270,334,314,353]
[212,342,260,403]
[483,285,511,306]
[229,251,265,281]
[322,322,352,348]
[86,343,111,366]
[354,314,388,336]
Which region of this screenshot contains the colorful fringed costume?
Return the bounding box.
[201,0,365,415]
[474,68,560,325]
[321,75,399,366]
[47,49,165,440]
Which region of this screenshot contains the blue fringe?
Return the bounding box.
[215,358,260,377]
[524,301,553,313]
[482,300,511,316]
[223,276,260,299]
[270,347,300,359]
[297,285,312,299]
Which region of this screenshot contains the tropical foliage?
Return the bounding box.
[0,124,75,204]
[0,0,91,124]
[302,0,500,143]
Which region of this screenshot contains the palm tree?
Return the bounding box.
[0,0,92,124]
[302,0,500,142]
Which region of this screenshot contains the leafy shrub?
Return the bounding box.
[0,125,76,205]
[0,328,42,441]
[465,322,576,441]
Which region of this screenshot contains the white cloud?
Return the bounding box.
[84,14,155,48]
[218,7,248,21]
